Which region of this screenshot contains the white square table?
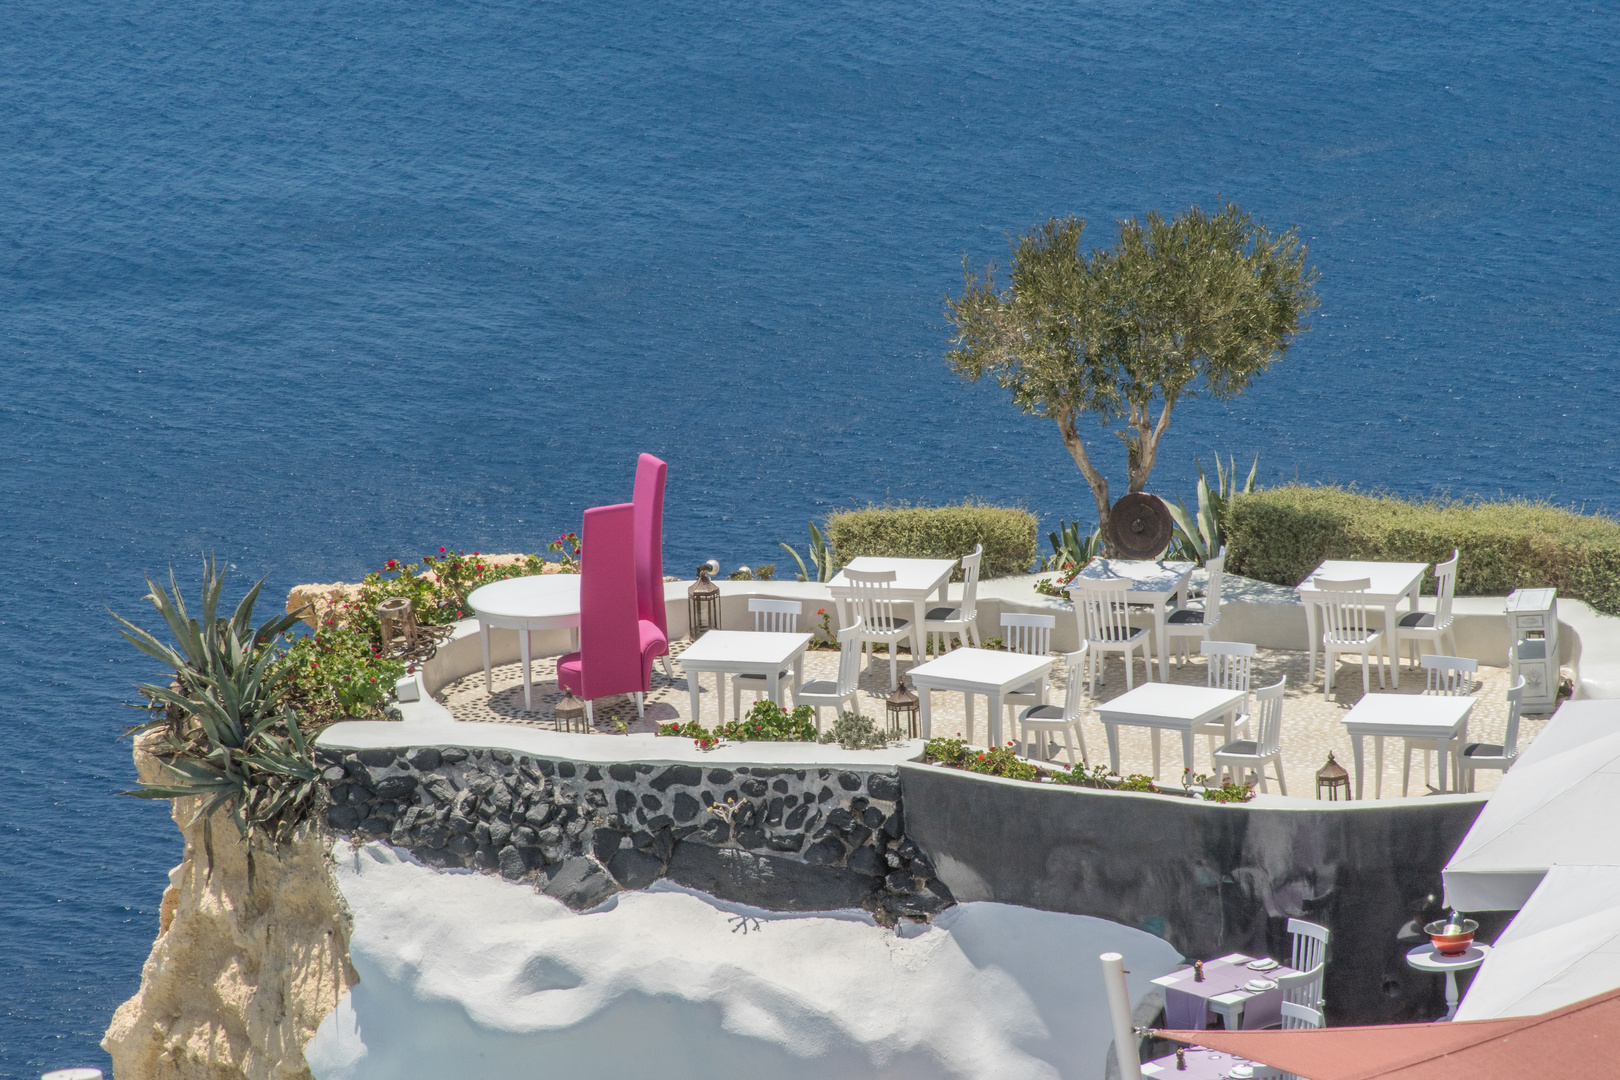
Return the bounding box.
[1296,560,1428,688]
[1340,692,1475,798]
[828,556,959,661]
[1096,683,1246,779]
[1072,558,1196,682]
[907,647,1056,748]
[677,630,812,726]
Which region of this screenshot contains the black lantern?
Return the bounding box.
[1316,751,1352,801]
[554,690,588,733]
[688,564,721,637]
[886,679,920,739]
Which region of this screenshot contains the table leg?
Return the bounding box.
[687,670,702,727]
[1181,728,1196,778]
[1375,736,1385,800]
[919,687,933,739]
[521,628,533,711]
[717,673,726,725]
[1385,601,1399,688]
[1106,722,1121,776]
[1151,728,1161,778]
[965,692,976,745]
[791,653,805,703]
[912,597,928,672]
[1222,999,1246,1030]
[1305,600,1318,680]
[1352,733,1367,800]
[990,691,1003,747]
[768,670,781,708]
[1435,735,1450,793]
[1444,971,1460,1021]
[481,622,492,693]
[1155,607,1170,682]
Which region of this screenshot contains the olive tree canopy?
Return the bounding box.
[944,203,1319,539]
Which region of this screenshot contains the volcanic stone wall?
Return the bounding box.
[317,744,954,922]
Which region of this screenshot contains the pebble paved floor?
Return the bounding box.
[436,640,1544,800]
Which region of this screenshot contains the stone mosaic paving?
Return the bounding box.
[436,641,1544,800]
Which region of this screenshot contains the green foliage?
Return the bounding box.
[278,618,406,724]
[825,501,1038,579]
[922,737,970,766]
[722,700,818,742]
[818,712,897,750]
[1116,773,1158,792]
[1167,453,1258,564]
[657,720,707,739]
[1049,762,1114,788]
[422,549,547,614]
[546,532,582,573]
[1226,485,1620,615]
[111,560,321,852]
[727,565,776,581]
[964,743,1041,781]
[1200,779,1257,803]
[780,522,837,583]
[945,205,1318,534]
[1042,519,1105,573]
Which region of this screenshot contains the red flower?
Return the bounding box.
[386,559,398,569]
[439,546,446,553]
[817,608,826,616]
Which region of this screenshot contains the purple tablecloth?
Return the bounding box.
[1142,1045,1258,1079]
[1153,953,1299,1030]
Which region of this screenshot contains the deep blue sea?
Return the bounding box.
[2,0,1616,1074]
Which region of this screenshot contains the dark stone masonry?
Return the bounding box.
[317,745,954,923]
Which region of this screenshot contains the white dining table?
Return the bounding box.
[1296,560,1428,688]
[1341,692,1475,798]
[1071,557,1196,682]
[828,556,958,661]
[1095,682,1246,779]
[907,647,1055,747]
[677,630,812,726]
[468,575,580,710]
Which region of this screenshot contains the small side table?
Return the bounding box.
[1406,943,1490,1020]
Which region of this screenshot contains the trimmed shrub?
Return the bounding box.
[1226,484,1620,615]
[825,501,1038,579]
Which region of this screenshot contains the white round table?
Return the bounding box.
[468,575,581,711]
[1406,942,1490,1020]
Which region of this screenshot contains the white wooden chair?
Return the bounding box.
[922,544,982,655]
[1404,653,1479,795]
[1167,547,1226,664]
[999,612,1055,732]
[1316,578,1386,697]
[794,620,863,734]
[1199,640,1254,763]
[1458,676,1526,792]
[732,598,804,717]
[1280,1001,1324,1030]
[842,568,921,691]
[1213,676,1287,794]
[1392,549,1459,670]
[1070,578,1152,693]
[1288,917,1329,981]
[1017,647,1090,766]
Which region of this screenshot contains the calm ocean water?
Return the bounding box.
[2,0,1616,1073]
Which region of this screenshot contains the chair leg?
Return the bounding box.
[1274,753,1287,796]
[1362,654,1371,694]
[634,692,645,719]
[888,648,898,691]
[584,701,594,725]
[1257,764,1269,794]
[661,655,675,680]
[1125,648,1136,691]
[1075,722,1088,764]
[1063,727,1077,767]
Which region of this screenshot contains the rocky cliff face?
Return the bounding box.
[103,734,356,1080]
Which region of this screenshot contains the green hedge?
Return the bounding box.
[1226,484,1620,615]
[825,501,1038,579]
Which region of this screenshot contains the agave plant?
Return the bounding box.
[1041,519,1104,574]
[112,559,319,864]
[779,522,836,582]
[1167,453,1258,564]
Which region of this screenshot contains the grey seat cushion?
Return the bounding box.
[1399,611,1436,628]
[735,669,793,682]
[1167,609,1206,625]
[1019,703,1065,722]
[797,679,839,696]
[867,618,911,631]
[926,606,962,622]
[1092,627,1146,641]
[1217,739,1260,756]
[1463,742,1506,757]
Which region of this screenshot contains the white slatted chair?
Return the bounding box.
[1458,676,1528,792]
[842,568,921,691]
[794,620,863,734]
[1167,547,1226,664]
[999,612,1055,733]
[1317,578,1386,697]
[1017,647,1090,766]
[1404,654,1479,795]
[1289,917,1330,981]
[922,544,982,655]
[1213,676,1287,794]
[1198,640,1254,763]
[1392,549,1459,670]
[732,598,804,718]
[1070,578,1152,693]
[1280,1001,1324,1030]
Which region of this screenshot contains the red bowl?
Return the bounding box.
[1424,917,1479,956]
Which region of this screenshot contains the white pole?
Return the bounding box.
[1100,951,1143,1080]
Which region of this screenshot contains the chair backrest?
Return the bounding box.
[1201,640,1255,703]
[1433,549,1459,627]
[1278,962,1325,1010]
[843,568,903,632]
[1280,1000,1324,1030]
[958,544,984,619]
[1203,547,1227,627]
[1069,578,1138,645]
[1287,917,1330,974]
[1000,612,1055,656]
[1504,676,1527,758]
[833,619,864,694]
[577,502,642,698]
[749,598,802,633]
[1421,653,1478,696]
[1060,647,1089,718]
[1315,578,1375,645]
[1252,676,1287,756]
[632,454,668,637]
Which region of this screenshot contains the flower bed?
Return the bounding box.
[919,738,1254,802]
[658,703,900,751]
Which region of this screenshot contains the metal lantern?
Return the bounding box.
[376,596,418,656]
[688,564,722,637]
[886,680,920,739]
[554,690,588,733]
[1316,751,1352,801]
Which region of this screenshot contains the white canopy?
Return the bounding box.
[1442,700,1620,912]
[1455,864,1620,1020]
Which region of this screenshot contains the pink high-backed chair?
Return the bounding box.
[633,454,672,680]
[557,503,653,724]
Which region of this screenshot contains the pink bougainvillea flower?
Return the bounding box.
[440,546,446,553]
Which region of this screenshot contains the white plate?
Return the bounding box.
[1228,1066,1255,1079]
[1247,958,1279,971]
[1244,978,1278,992]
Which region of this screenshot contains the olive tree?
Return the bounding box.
[944,203,1319,539]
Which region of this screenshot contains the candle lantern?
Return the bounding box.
[886,680,920,739]
[554,690,588,733]
[376,597,418,656]
[1316,751,1352,801]
[688,564,722,637]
